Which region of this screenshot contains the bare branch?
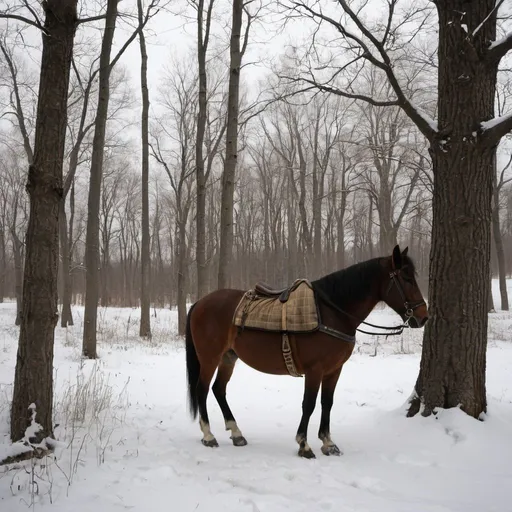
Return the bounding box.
[281,76,399,107]
[488,31,512,62]
[0,13,45,33]
[481,112,512,146]
[76,14,107,25]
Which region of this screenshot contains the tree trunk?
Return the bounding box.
[492,167,509,310]
[287,167,298,282]
[408,0,499,419]
[177,222,187,335]
[59,200,73,326]
[218,0,243,290]
[83,0,118,359]
[195,0,214,300]
[138,0,151,337]
[10,0,77,442]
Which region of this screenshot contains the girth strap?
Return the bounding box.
[281,298,302,377]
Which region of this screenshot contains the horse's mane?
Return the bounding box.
[311,255,416,310]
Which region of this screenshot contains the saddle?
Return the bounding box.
[254,282,296,302]
[233,279,320,378]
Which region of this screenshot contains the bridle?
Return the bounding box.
[314,266,426,337]
[387,269,426,322]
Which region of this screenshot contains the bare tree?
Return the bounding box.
[286,0,512,418]
[138,0,151,337]
[194,0,216,299]
[217,0,252,288]
[6,0,78,443]
[151,60,197,334]
[83,0,158,358]
[492,153,512,310]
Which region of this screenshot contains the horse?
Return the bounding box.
[185,245,429,458]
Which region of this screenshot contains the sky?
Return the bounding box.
[1,0,511,164]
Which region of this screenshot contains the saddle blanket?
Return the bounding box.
[233,279,319,333]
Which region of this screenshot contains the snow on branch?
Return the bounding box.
[487,31,512,62]
[480,111,512,147]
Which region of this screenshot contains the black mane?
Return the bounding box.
[312,258,385,311]
[311,255,417,310]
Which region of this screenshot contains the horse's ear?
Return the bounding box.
[392,245,402,269]
[402,246,409,258]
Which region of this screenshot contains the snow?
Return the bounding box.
[489,31,512,50]
[1,282,512,511]
[480,111,512,131]
[409,101,438,133]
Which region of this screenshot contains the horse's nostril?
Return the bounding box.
[420,317,429,327]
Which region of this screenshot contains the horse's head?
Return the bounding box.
[380,245,429,328]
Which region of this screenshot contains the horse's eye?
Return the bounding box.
[403,274,414,283]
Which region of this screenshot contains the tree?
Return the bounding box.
[151,59,197,334]
[138,0,151,337]
[7,0,78,442]
[288,0,512,418]
[492,154,512,310]
[83,0,158,357]
[83,0,119,359]
[217,0,252,289]
[194,0,216,299]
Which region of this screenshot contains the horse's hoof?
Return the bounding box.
[201,437,219,448]
[298,447,316,459]
[321,444,341,456]
[231,436,248,447]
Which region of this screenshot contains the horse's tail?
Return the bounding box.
[185,302,200,419]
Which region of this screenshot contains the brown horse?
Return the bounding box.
[185,245,428,458]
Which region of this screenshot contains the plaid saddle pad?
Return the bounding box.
[232,279,319,333]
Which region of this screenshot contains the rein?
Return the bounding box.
[314,268,425,338]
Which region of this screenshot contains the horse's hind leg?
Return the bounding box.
[197,361,220,447]
[212,350,248,447]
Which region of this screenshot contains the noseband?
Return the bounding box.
[387,269,426,322]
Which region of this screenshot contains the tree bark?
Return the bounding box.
[83,0,118,359]
[10,0,77,442]
[138,0,151,337]
[408,0,499,418]
[217,0,243,289]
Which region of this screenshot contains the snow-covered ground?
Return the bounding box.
[1,282,512,511]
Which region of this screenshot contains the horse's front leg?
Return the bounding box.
[318,367,342,456]
[296,370,322,459]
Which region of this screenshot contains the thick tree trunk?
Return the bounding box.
[409,0,498,419]
[138,0,151,337]
[217,0,243,290]
[10,0,77,442]
[83,0,118,359]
